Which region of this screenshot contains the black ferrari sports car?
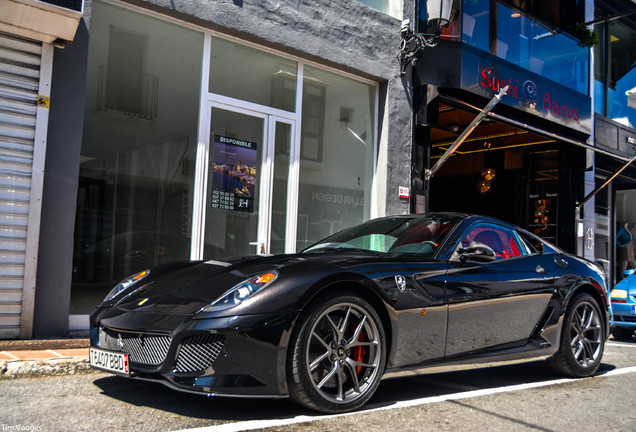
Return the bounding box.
[89,213,610,413]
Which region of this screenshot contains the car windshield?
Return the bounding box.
[302,214,461,257]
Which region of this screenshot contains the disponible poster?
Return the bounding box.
[528,192,558,243]
[210,135,257,213]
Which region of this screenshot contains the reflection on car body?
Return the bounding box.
[89,213,610,413]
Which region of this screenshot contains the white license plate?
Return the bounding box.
[89,347,130,376]
[632,305,636,315]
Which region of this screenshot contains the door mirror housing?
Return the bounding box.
[458,244,496,263]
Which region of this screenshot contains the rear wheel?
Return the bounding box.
[548,293,605,377]
[611,326,634,341]
[287,293,386,413]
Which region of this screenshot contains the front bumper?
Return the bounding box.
[90,310,296,397]
[610,302,636,329]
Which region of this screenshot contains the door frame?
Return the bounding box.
[190,96,298,259]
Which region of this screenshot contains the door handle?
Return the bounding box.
[554,256,569,268]
[249,242,265,254]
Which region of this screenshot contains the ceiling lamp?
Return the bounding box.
[481,168,496,182]
[477,167,496,194]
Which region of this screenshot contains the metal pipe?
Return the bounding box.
[576,154,636,210]
[440,94,634,163]
[425,85,509,180]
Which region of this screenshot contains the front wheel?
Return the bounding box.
[287,293,386,413]
[548,293,605,377]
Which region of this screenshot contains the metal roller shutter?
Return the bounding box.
[0,32,48,339]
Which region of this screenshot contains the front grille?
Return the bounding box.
[97,327,171,367]
[174,334,226,373]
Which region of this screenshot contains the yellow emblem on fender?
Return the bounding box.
[138,298,149,306]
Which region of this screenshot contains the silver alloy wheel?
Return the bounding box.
[304,302,382,405]
[569,300,603,368]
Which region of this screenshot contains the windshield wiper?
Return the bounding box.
[303,247,388,256]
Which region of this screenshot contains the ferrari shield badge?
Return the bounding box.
[395,275,407,292]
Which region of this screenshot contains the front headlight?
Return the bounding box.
[199,271,278,313]
[610,288,628,300]
[104,270,150,302]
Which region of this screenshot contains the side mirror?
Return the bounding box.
[625,269,636,276]
[458,244,496,263]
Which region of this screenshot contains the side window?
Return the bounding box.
[517,231,544,254]
[460,224,527,260]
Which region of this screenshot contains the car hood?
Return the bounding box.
[101,251,404,317]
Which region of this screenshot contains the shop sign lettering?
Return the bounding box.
[480,68,579,122]
[210,134,257,213]
[311,191,364,206]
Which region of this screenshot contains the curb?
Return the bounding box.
[0,357,98,380]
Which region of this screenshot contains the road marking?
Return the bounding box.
[607,342,636,348]
[171,365,636,432]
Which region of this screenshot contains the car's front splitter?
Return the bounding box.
[90,311,297,397]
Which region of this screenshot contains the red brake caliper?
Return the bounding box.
[353,331,365,376]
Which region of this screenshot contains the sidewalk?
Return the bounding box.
[0,338,93,379]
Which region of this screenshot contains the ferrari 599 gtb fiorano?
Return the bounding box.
[89,213,610,413]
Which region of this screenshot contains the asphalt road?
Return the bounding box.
[1,339,635,432]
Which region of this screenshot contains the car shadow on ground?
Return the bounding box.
[368,360,616,409]
[610,334,635,343]
[92,375,304,420]
[92,359,617,422]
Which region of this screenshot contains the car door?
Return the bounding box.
[389,259,449,366]
[443,222,555,357]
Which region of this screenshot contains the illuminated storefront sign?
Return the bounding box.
[461,48,591,135]
[479,68,580,122]
[528,192,558,243]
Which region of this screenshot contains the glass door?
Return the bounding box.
[269,119,294,255]
[191,103,295,260]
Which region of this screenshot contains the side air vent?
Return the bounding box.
[174,334,226,373]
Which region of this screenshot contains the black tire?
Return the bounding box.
[547,293,605,377]
[287,293,386,413]
[611,326,634,341]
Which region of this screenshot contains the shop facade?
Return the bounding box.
[591,0,636,283]
[28,0,414,337]
[409,0,636,285]
[2,0,635,339]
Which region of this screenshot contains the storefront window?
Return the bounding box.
[593,15,636,128]
[355,0,397,16]
[461,0,490,53]
[209,36,298,112]
[72,0,203,313]
[498,3,588,94]
[593,22,606,117]
[296,66,375,250]
[594,78,605,117]
[607,20,636,127]
[462,0,589,94]
[73,3,378,314]
[270,122,292,255]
